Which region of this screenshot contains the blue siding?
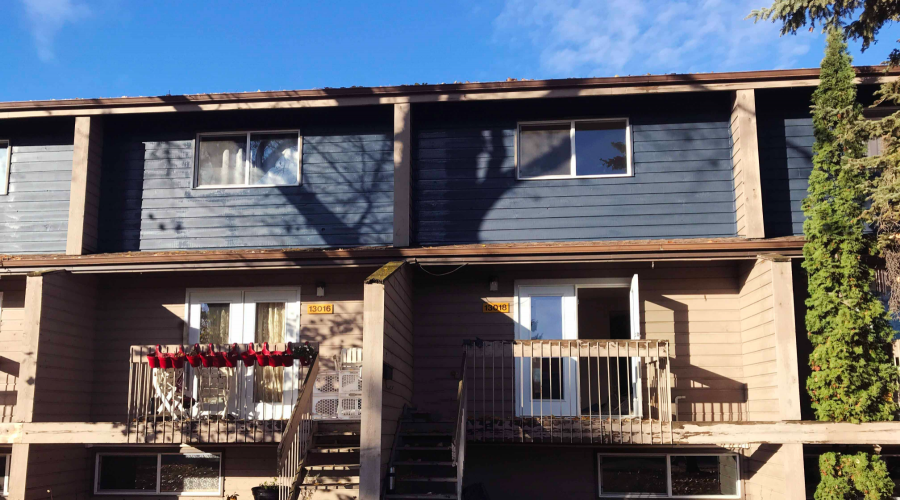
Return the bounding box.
[757,89,814,237]
[99,129,393,252]
[0,145,73,254]
[413,119,737,245]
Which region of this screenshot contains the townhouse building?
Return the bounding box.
[0,68,897,500]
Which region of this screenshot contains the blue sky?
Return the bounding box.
[4,0,900,102]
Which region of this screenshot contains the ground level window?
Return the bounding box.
[598,454,740,498]
[95,453,221,495]
[0,453,10,496]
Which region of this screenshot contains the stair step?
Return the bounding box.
[305,464,360,471]
[309,447,360,453]
[298,482,360,490]
[401,446,451,451]
[398,477,457,483]
[401,431,453,436]
[394,461,453,466]
[315,431,360,436]
[385,495,456,499]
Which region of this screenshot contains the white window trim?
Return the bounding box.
[597,453,741,499]
[0,452,9,497]
[193,130,302,189]
[516,118,633,180]
[0,140,10,196]
[94,452,223,496]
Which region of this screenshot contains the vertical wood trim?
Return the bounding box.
[66,116,103,256]
[360,280,386,499]
[781,443,806,500]
[393,103,412,248]
[731,90,765,239]
[18,275,43,424]
[9,443,29,500]
[771,260,802,421]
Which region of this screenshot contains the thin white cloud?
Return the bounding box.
[19,0,90,62]
[494,0,821,77]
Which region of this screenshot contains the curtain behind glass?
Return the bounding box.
[199,303,230,344]
[255,302,285,403]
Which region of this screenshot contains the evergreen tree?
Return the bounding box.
[803,28,897,423]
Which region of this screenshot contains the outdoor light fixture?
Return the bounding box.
[489,276,499,292]
[316,282,326,297]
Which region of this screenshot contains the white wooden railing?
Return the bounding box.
[463,339,672,445]
[278,354,320,500]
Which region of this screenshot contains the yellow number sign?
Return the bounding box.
[482,302,510,313]
[307,304,334,314]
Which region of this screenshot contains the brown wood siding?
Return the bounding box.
[380,264,413,472]
[24,444,92,500]
[739,260,779,421]
[90,269,370,422]
[31,273,99,422]
[411,261,749,422]
[0,277,24,422]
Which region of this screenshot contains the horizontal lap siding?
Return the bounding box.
[758,89,813,237]
[25,444,92,500]
[32,273,98,422]
[739,260,779,422]
[381,265,414,473]
[413,118,737,245]
[0,146,73,254]
[99,131,393,252]
[0,277,24,422]
[90,270,369,421]
[412,262,746,422]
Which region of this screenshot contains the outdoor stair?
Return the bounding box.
[385,417,458,500]
[295,421,360,500]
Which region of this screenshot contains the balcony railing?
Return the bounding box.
[463,339,672,445]
[127,344,314,444]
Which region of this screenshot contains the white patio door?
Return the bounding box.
[240,290,301,420]
[515,285,579,417]
[629,274,643,417]
[186,288,301,420]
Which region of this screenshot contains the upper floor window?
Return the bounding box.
[0,141,9,195]
[195,131,300,188]
[517,119,631,180]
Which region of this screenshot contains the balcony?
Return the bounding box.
[126,344,316,444]
[463,339,672,445]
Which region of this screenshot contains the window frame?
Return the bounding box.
[193,130,303,189]
[516,118,633,180]
[0,140,10,196]
[93,452,223,496]
[597,453,741,499]
[0,452,9,497]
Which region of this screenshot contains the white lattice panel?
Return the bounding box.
[314,371,340,394]
[313,396,339,419]
[340,370,362,392]
[340,397,362,418]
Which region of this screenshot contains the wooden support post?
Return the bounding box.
[66,116,103,256]
[17,274,45,424]
[781,443,806,500]
[360,276,386,500]
[8,443,29,500]
[731,90,765,239]
[771,259,802,421]
[393,103,412,248]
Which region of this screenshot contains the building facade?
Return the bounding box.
[0,68,897,500]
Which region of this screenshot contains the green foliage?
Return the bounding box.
[749,0,900,66]
[802,29,897,424]
[814,452,894,500]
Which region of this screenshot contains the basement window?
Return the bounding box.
[195,131,300,188]
[94,453,222,496]
[598,454,740,498]
[517,119,632,179]
[0,141,9,196]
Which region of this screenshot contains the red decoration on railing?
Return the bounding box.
[144,343,318,369]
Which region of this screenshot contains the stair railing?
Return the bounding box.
[277,352,320,500]
[451,352,468,500]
